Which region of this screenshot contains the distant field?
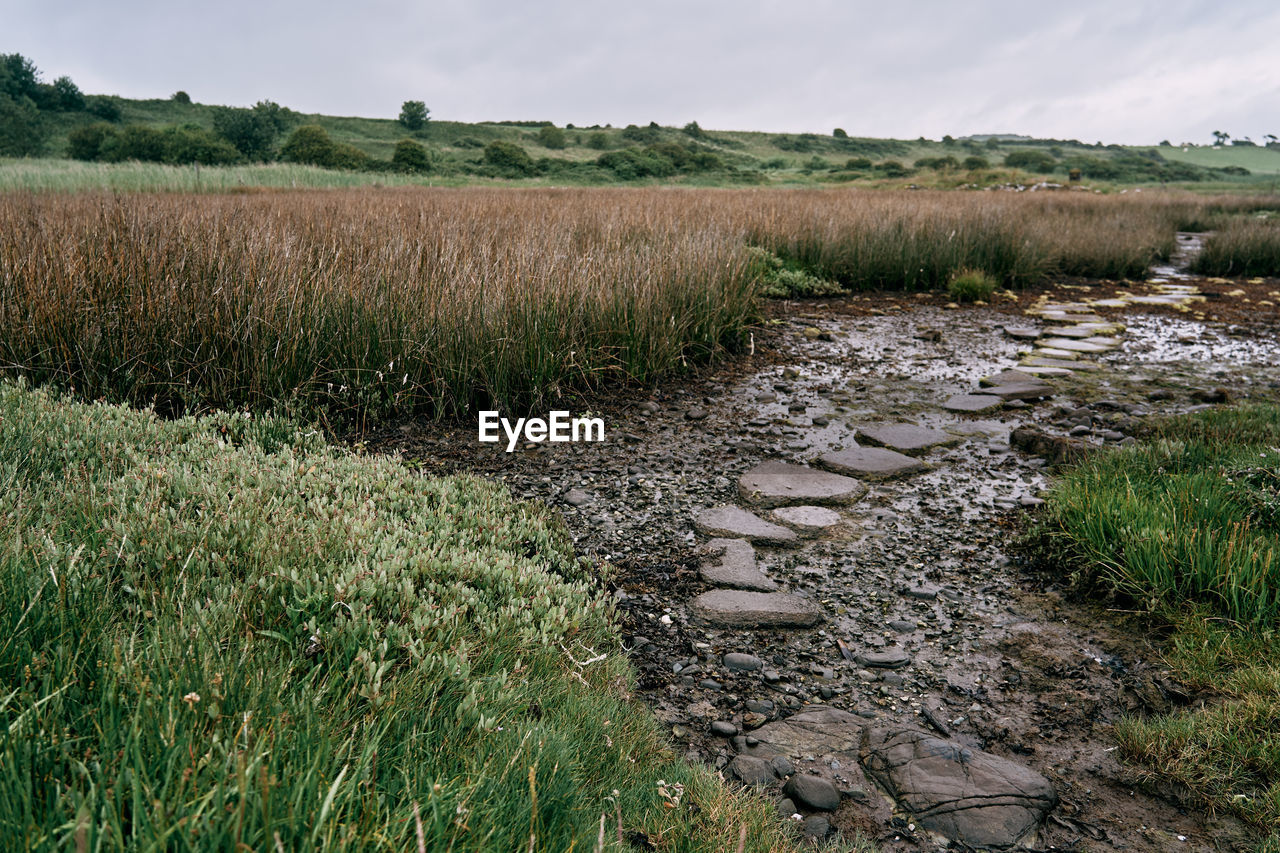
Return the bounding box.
[1149,143,1280,176]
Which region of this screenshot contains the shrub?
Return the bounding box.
[0,93,46,156]
[482,140,535,176]
[747,247,842,298]
[844,157,872,170]
[683,121,704,139]
[1004,149,1057,173]
[67,122,116,160]
[171,90,191,104]
[280,124,340,167]
[877,159,910,178]
[536,124,566,149]
[391,138,430,172]
[947,268,998,302]
[86,95,122,122]
[962,155,989,169]
[106,124,166,162]
[914,155,960,170]
[621,123,658,143]
[587,131,608,150]
[159,125,241,165]
[398,99,428,130]
[833,128,848,138]
[213,101,286,161]
[47,75,84,111]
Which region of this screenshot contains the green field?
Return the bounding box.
[1149,143,1280,176]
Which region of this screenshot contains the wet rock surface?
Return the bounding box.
[366,249,1279,852]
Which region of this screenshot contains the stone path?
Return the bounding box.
[679,236,1214,848]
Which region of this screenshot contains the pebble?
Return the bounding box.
[710,720,738,737]
[724,652,765,672]
[784,774,841,811]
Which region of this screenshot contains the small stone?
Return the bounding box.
[739,461,867,508]
[743,712,768,728]
[711,720,739,737]
[685,407,708,421]
[856,648,911,669]
[784,775,841,812]
[888,619,917,632]
[944,394,1004,413]
[563,488,591,507]
[699,679,722,691]
[770,755,794,777]
[746,699,775,714]
[724,652,765,672]
[777,798,798,818]
[690,590,825,628]
[803,815,830,839]
[770,505,842,533]
[729,754,775,785]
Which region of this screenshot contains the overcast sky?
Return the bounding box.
[7,0,1279,144]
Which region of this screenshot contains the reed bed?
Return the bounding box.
[1192,216,1280,277]
[2,187,1274,423]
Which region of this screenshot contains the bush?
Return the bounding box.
[683,121,704,139]
[171,90,191,104]
[536,124,566,149]
[67,122,117,160]
[587,131,608,150]
[398,99,428,130]
[833,128,848,138]
[213,101,286,161]
[47,75,84,111]
[914,155,960,170]
[106,124,166,162]
[391,138,430,172]
[0,93,46,156]
[482,140,535,176]
[962,155,989,169]
[877,159,910,178]
[620,123,659,143]
[844,157,872,170]
[748,247,842,298]
[280,124,363,169]
[1004,149,1057,173]
[86,95,122,122]
[947,268,998,302]
[159,125,241,165]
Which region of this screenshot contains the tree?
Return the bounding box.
[0,93,46,155]
[1212,130,1229,146]
[833,128,848,139]
[47,76,84,111]
[536,125,566,149]
[87,96,122,122]
[280,124,368,169]
[67,122,117,160]
[399,100,428,130]
[213,101,286,161]
[482,141,534,176]
[391,138,430,172]
[684,121,705,139]
[0,53,40,102]
[172,90,191,104]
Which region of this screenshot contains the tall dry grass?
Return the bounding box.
[2,187,1274,423]
[0,188,758,423]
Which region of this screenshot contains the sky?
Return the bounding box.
[7,0,1279,145]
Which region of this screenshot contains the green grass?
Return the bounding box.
[1148,143,1280,176]
[1026,404,1280,843]
[0,380,801,852]
[1192,216,1280,277]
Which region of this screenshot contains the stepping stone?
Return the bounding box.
[861,727,1057,849]
[1083,335,1122,346]
[982,382,1054,401]
[1022,356,1100,371]
[856,423,961,456]
[697,538,777,591]
[1071,322,1124,334]
[1033,347,1081,359]
[1044,326,1095,338]
[694,506,799,546]
[1039,337,1112,353]
[1087,298,1130,308]
[770,505,842,533]
[943,394,1003,413]
[817,446,928,481]
[1013,365,1072,377]
[1038,311,1104,323]
[738,461,866,508]
[690,590,824,628]
[1001,326,1041,340]
[979,369,1038,387]
[855,648,911,669]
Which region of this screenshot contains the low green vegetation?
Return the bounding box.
[1192,216,1280,277]
[746,247,842,298]
[946,269,998,302]
[1026,404,1280,840]
[0,381,799,851]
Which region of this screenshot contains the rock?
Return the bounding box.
[856,423,961,456]
[817,446,927,481]
[746,699,775,714]
[738,706,865,759]
[770,755,794,777]
[690,590,824,628]
[738,461,867,508]
[693,506,799,546]
[860,727,1057,848]
[802,815,830,839]
[770,505,842,533]
[698,538,778,591]
[1012,365,1073,377]
[982,382,1055,402]
[943,394,1003,413]
[979,370,1039,387]
[1010,426,1090,466]
[1192,386,1232,404]
[562,488,591,507]
[856,648,911,669]
[1002,326,1041,340]
[685,407,708,421]
[777,798,798,818]
[1038,337,1112,353]
[729,755,776,786]
[1022,356,1101,371]
[723,652,765,672]
[783,775,841,812]
[711,720,739,737]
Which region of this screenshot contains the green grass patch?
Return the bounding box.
[1025,404,1280,841]
[946,268,997,302]
[746,247,843,298]
[1192,217,1280,277]
[0,381,799,851]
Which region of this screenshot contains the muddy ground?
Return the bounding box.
[365,274,1280,852]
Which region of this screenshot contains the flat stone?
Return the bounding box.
[1082,335,1122,346]
[723,652,765,672]
[856,648,911,669]
[1022,356,1101,371]
[983,382,1055,401]
[739,706,866,760]
[1088,298,1129,308]
[856,423,961,456]
[1039,337,1112,353]
[943,394,1003,413]
[979,369,1038,387]
[697,538,778,591]
[860,727,1057,849]
[710,720,739,737]
[817,446,927,481]
[729,755,776,786]
[1032,347,1081,359]
[694,506,799,546]
[802,815,831,839]
[563,488,592,506]
[1043,326,1095,338]
[1012,365,1072,377]
[738,461,867,508]
[770,505,842,533]
[690,590,824,628]
[784,775,841,812]
[1001,326,1041,340]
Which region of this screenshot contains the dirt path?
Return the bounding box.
[368,250,1280,851]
